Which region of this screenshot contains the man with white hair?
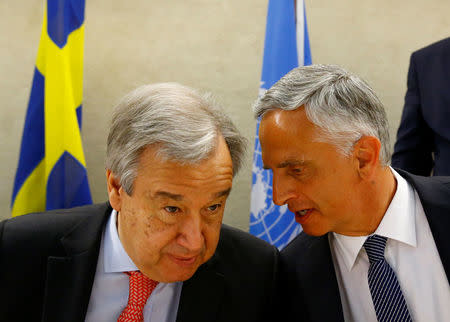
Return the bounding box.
[0,83,278,322]
[256,65,450,321]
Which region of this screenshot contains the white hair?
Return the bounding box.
[106,83,246,194]
[254,64,390,164]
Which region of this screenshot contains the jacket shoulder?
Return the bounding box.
[282,231,326,255]
[220,223,275,247]
[412,37,450,60]
[281,232,329,269]
[396,169,450,202]
[218,224,278,259]
[0,203,111,254]
[396,170,450,244]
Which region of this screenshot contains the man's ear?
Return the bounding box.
[106,169,124,211]
[352,136,381,180]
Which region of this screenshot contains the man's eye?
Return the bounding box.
[207,204,221,211]
[292,168,302,174]
[164,206,179,213]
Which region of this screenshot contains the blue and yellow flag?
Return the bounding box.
[11,0,92,217]
[249,0,312,249]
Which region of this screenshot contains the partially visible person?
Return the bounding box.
[256,64,450,321]
[392,37,450,176]
[0,83,279,322]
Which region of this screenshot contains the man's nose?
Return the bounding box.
[272,174,297,206]
[177,214,204,253]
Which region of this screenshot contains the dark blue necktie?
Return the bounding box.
[363,235,412,322]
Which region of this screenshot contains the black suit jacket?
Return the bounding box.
[278,170,450,322]
[392,37,450,176]
[0,203,279,322]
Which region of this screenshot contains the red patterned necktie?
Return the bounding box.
[118,271,159,322]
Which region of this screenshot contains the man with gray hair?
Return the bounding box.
[256,65,450,321]
[0,83,278,322]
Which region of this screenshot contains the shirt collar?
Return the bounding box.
[331,167,417,271]
[103,209,138,273]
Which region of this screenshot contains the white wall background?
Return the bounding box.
[1,0,449,229]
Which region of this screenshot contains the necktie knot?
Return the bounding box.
[118,271,159,322]
[364,234,387,264]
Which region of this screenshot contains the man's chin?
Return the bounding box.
[300,224,330,237]
[155,260,204,283]
[157,268,199,283]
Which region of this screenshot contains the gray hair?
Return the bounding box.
[254,64,390,165]
[106,83,247,194]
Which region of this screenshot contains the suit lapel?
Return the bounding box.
[41,250,100,322]
[42,203,111,322]
[176,257,225,322]
[398,170,450,282]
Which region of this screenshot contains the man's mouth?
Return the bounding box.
[294,209,313,224]
[168,254,198,266]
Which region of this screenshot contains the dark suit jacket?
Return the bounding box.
[278,170,450,322]
[0,203,279,322]
[392,37,450,176]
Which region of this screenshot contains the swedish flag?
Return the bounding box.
[11,0,92,217]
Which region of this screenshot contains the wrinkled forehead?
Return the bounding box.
[135,137,233,184]
[138,134,230,164]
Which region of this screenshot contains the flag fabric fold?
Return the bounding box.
[249,0,312,249]
[11,0,92,217]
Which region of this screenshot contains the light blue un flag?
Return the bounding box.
[249,0,312,249]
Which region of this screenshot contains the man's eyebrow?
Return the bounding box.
[152,188,231,201]
[263,159,307,170]
[277,160,306,168]
[153,191,184,201]
[214,188,232,199]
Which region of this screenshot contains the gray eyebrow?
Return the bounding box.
[277,160,306,168]
[263,159,307,170]
[153,188,231,201]
[214,188,232,198]
[153,191,183,201]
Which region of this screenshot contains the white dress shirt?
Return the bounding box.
[85,210,182,322]
[330,168,450,322]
